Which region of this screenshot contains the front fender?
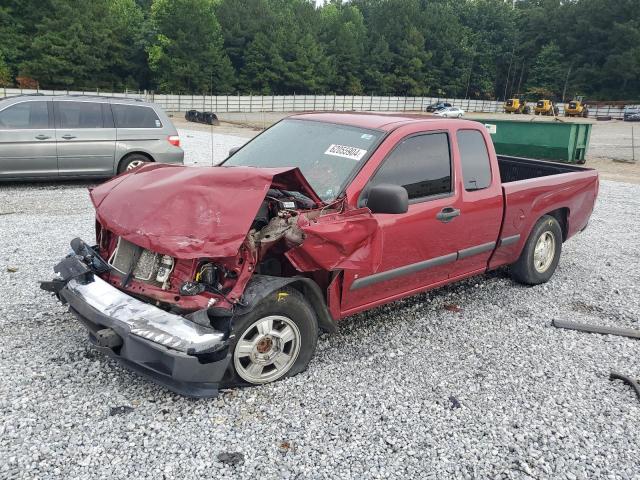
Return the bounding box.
[234,275,338,334]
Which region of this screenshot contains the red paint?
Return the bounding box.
[90,113,599,322]
[90,163,321,259]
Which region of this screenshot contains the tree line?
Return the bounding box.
[0,0,638,101]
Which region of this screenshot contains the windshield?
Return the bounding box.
[224,119,383,201]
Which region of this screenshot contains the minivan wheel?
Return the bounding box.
[118,154,151,174]
[228,288,318,386]
[510,215,562,285]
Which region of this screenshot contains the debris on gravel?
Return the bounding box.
[217,452,245,466]
[109,406,135,417]
[0,129,639,479]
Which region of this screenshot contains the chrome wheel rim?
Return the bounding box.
[533,231,556,273]
[233,315,301,384]
[126,159,146,171]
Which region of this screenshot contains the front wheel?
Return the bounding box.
[510,215,562,285]
[227,287,318,386]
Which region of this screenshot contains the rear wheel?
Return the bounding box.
[228,288,318,386]
[118,153,150,174]
[510,215,562,285]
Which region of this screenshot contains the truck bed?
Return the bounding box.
[489,155,599,270]
[498,155,590,183]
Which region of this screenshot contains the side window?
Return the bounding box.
[112,104,162,128]
[368,133,451,200]
[57,102,103,129]
[0,101,49,129]
[457,129,492,191]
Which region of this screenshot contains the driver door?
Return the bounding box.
[341,130,462,313]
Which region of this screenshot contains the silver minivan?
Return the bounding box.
[0,95,184,180]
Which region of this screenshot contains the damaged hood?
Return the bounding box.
[89,163,321,259]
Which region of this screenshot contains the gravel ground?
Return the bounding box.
[1,130,639,479]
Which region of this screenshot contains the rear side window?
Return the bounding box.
[57,101,103,128]
[112,104,162,128]
[457,129,492,191]
[368,133,451,200]
[0,101,49,129]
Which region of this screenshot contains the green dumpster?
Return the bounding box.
[472,118,592,163]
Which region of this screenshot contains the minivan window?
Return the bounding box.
[0,101,49,129]
[112,104,162,128]
[457,129,492,191]
[368,133,451,200]
[57,101,103,129]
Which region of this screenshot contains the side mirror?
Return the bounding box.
[228,146,241,157]
[366,184,409,214]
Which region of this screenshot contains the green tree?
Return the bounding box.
[147,0,234,93]
[0,52,11,86]
[19,0,146,90]
[319,2,367,94]
[526,41,565,98]
[241,31,287,94]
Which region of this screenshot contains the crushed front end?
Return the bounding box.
[46,240,231,397]
[43,163,381,396]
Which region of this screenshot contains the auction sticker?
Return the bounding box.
[324,144,367,161]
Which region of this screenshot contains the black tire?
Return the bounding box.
[510,215,562,285]
[118,153,150,174]
[223,287,318,387]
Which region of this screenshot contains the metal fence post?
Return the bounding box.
[633,124,636,163]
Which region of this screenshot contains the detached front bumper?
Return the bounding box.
[49,249,231,397]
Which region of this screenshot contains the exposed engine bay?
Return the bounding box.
[85,163,381,321]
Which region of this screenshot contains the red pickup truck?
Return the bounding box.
[45,113,599,396]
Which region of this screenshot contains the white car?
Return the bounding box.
[433,106,464,118]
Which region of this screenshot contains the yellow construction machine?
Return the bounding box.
[504,97,531,114]
[564,96,589,117]
[534,99,560,116]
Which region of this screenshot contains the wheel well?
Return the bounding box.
[545,207,569,241]
[234,275,338,334]
[284,279,338,334]
[118,151,154,171]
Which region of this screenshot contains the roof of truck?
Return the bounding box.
[290,112,467,132]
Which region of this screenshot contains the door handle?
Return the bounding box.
[436,207,460,223]
[61,134,76,140]
[35,134,50,140]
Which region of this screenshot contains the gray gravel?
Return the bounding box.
[1,131,639,479]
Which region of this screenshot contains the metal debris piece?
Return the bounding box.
[552,319,640,340]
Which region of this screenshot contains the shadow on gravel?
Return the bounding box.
[336,271,508,334]
[0,179,101,190]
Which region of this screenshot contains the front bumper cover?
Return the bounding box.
[47,243,231,397]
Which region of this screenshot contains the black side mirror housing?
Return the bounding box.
[228,146,241,157]
[366,184,409,214]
